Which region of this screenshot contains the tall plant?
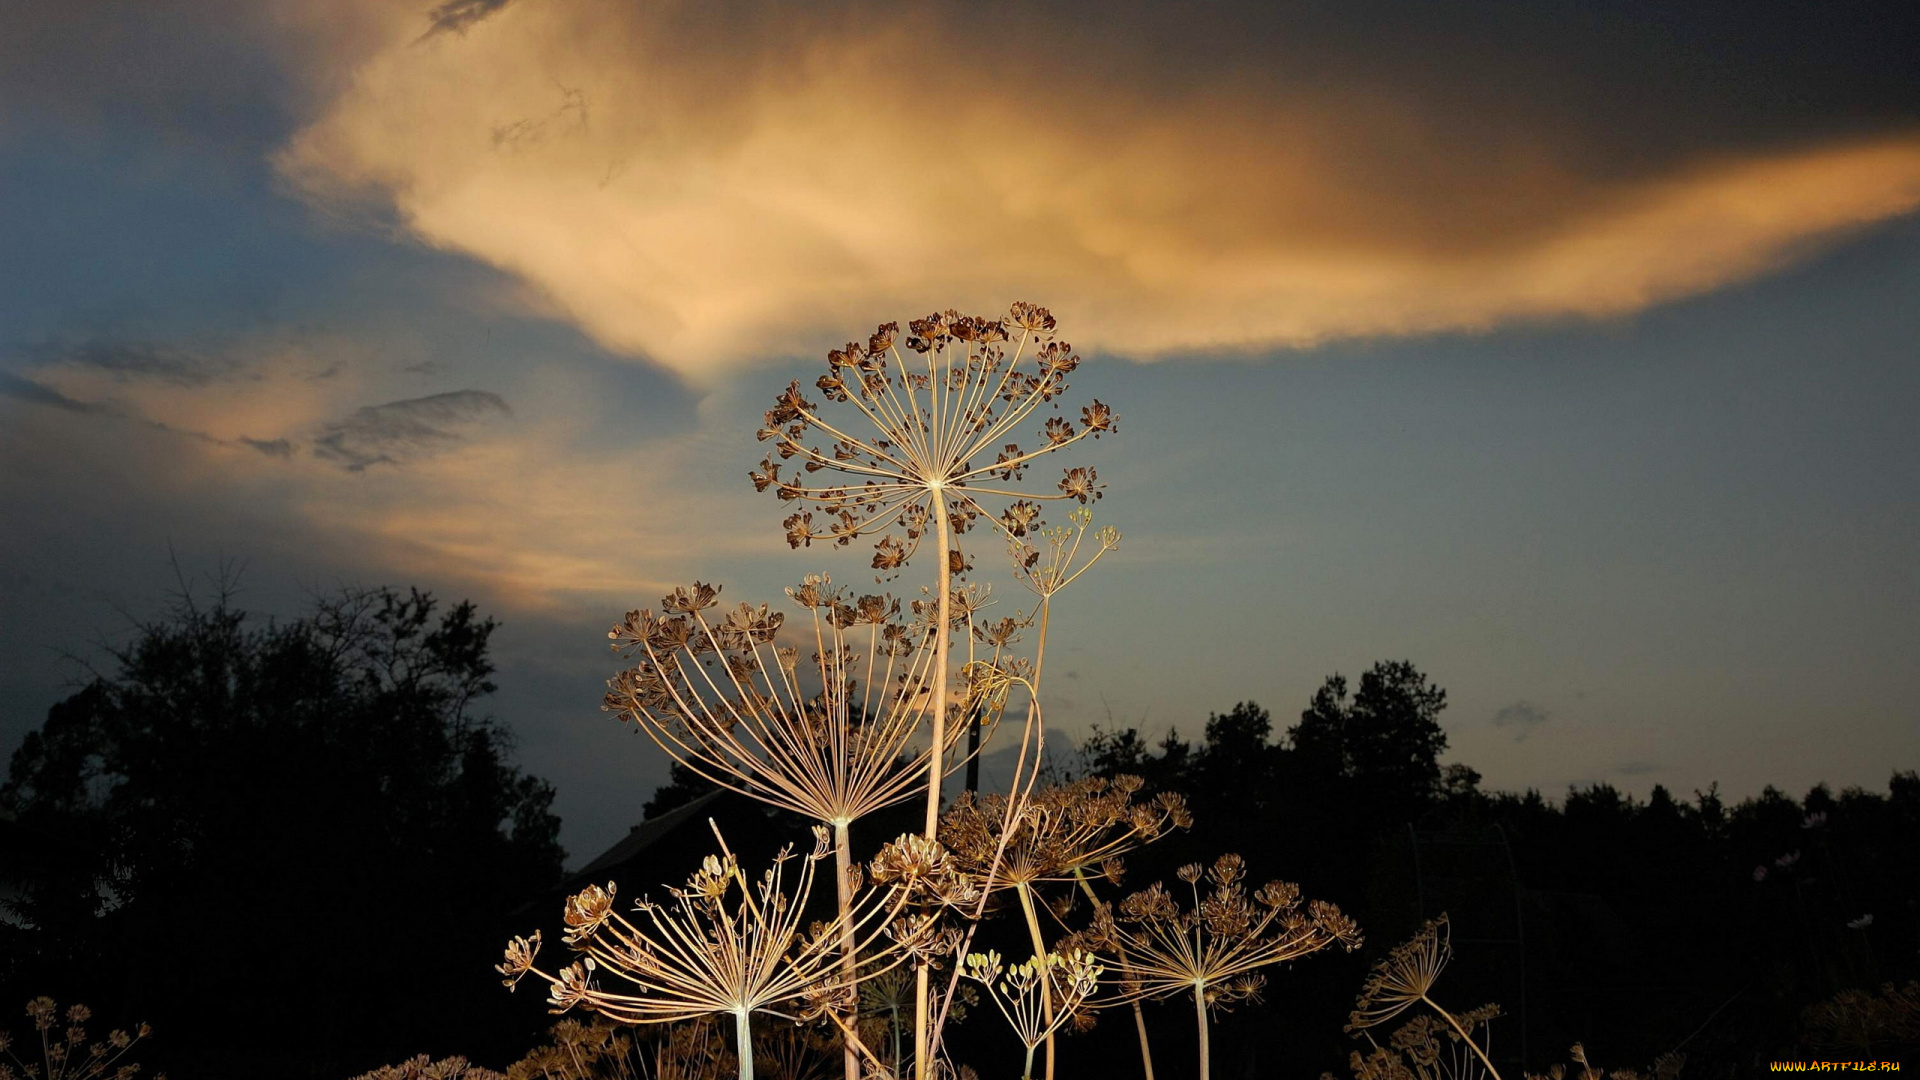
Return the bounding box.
[749,304,1116,1077]
[506,303,1358,1080]
[1080,855,1363,1080]
[499,826,925,1080]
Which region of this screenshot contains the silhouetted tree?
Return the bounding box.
[1289,659,1449,809]
[1073,659,1920,1074]
[1,582,563,1079]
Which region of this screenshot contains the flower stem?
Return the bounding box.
[915,491,952,1080]
[1074,869,1156,1080]
[891,1001,903,1076]
[736,1008,755,1080]
[1423,996,1504,1080]
[1194,985,1211,1080]
[834,821,860,1080]
[925,489,951,836]
[1016,882,1058,1080]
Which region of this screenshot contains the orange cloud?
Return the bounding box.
[286,432,732,612]
[280,1,1920,380]
[9,338,735,612]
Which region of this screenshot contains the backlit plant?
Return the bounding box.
[961,950,1103,1080]
[1,998,160,1080]
[499,826,924,1080]
[1339,916,1682,1080]
[940,775,1190,1077]
[503,303,1358,1080]
[1082,855,1362,1080]
[748,305,1119,1077]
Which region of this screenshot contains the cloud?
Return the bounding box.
[0,370,103,413]
[418,0,518,40]
[30,340,243,388]
[1492,701,1551,742]
[8,333,387,455]
[312,389,511,471]
[242,436,295,458]
[2,370,301,455]
[279,0,1920,381]
[0,0,391,153]
[1614,761,1659,777]
[3,310,727,612]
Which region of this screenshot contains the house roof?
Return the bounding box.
[558,788,803,899]
[569,789,732,883]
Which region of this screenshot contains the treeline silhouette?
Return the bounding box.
[1,584,563,1080]
[3,588,1914,1077]
[1069,666,1920,1076]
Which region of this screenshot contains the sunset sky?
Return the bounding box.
[4,0,1918,865]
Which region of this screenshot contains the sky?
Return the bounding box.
[3,0,1918,868]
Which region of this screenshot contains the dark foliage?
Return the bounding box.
[1076,662,1920,1078]
[641,759,715,819]
[0,583,565,1080]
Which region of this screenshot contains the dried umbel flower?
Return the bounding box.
[1340,916,1506,1080]
[2,998,161,1080]
[502,1016,744,1080]
[1347,914,1452,1033]
[937,776,1188,1080]
[1007,508,1120,599]
[857,967,916,1079]
[500,826,922,1080]
[855,962,977,1080]
[869,834,981,910]
[751,304,1114,568]
[1089,855,1360,1080]
[350,1055,507,1080]
[940,776,1190,891]
[605,577,1009,832]
[744,306,1119,1080]
[962,950,1103,1080]
[605,574,1017,1080]
[1800,980,1920,1053]
[752,305,1116,841]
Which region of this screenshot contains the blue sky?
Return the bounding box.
[4,0,1917,866]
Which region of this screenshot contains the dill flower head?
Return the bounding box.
[4,998,160,1080]
[1346,914,1451,1033]
[868,833,979,908]
[963,949,1105,1054]
[602,574,1006,828]
[750,304,1115,576]
[562,883,617,944]
[500,826,922,1028]
[940,776,1191,889]
[497,932,542,990]
[1090,854,1362,1011]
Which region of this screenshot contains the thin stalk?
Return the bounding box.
[914,491,952,1080]
[912,960,930,1080]
[1193,986,1210,1080]
[891,1001,903,1077]
[926,692,1046,1053]
[1074,868,1156,1080]
[1424,996,1504,1080]
[736,1008,755,1080]
[834,821,860,1080]
[925,489,952,834]
[926,596,1055,1061]
[1016,882,1058,1080]
[1023,1042,1037,1080]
